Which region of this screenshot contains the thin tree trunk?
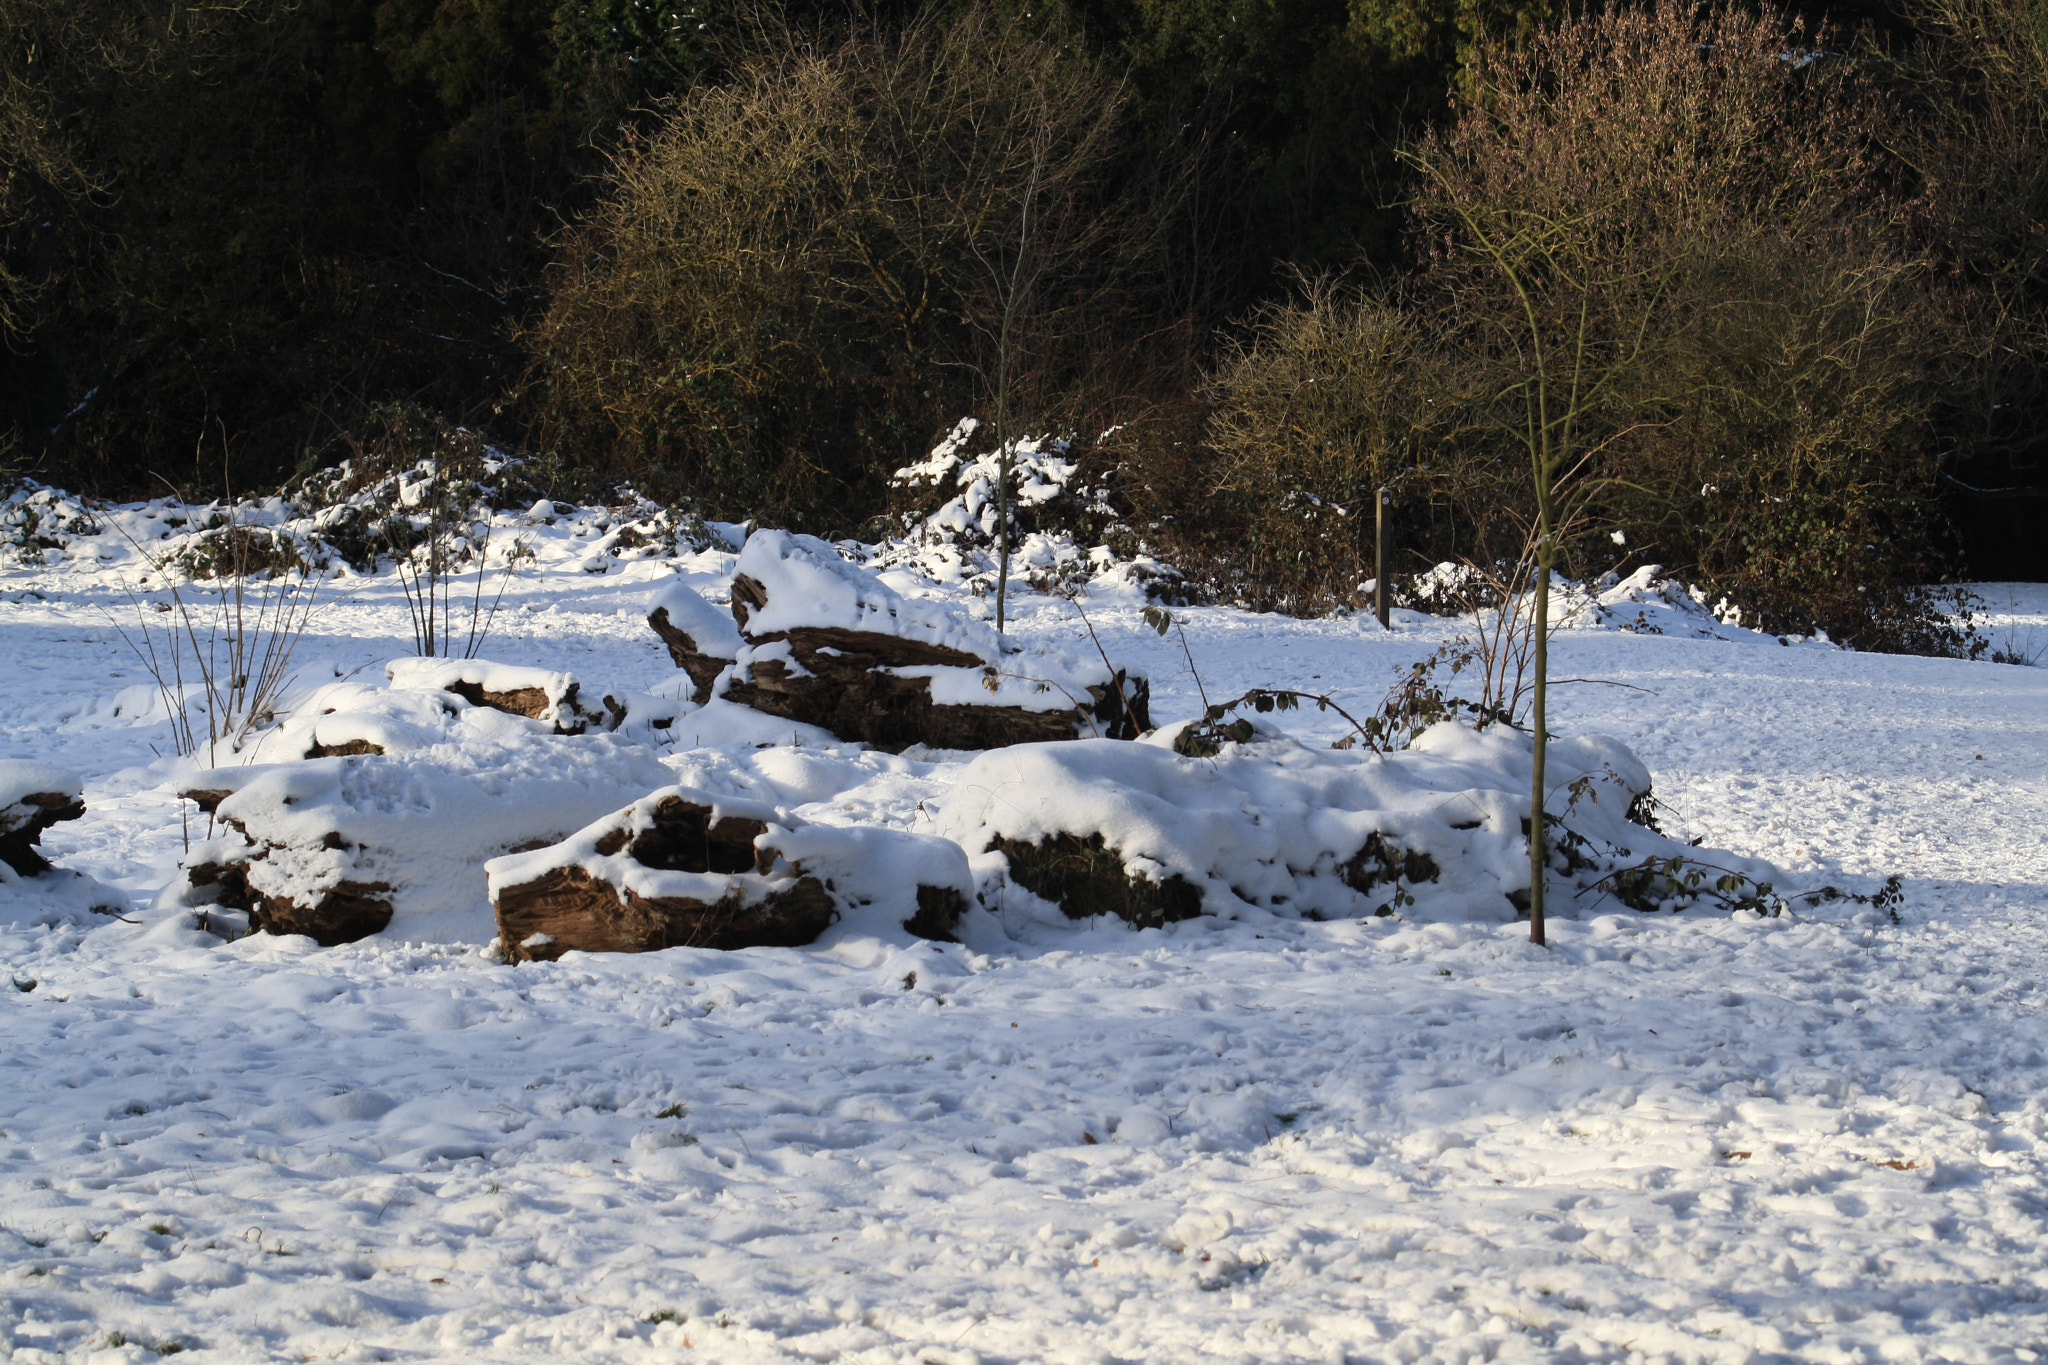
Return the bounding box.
[992,110,1050,637]
[994,337,1011,633]
[1528,533,1550,947]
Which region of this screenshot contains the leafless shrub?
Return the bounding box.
[1405,1,1960,657]
[105,484,323,764]
[325,410,524,659]
[1189,277,1486,614]
[522,5,1192,534]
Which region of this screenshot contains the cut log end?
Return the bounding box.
[590,796,768,874]
[186,852,395,947]
[905,884,966,942]
[249,881,396,946]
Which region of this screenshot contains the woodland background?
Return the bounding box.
[3,0,2045,648]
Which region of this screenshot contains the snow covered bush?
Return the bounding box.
[868,418,1188,605]
[936,723,1775,929]
[874,419,1112,589]
[0,484,103,569]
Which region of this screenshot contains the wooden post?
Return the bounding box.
[1375,487,1390,630]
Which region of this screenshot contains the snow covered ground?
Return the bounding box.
[1,492,2045,1364]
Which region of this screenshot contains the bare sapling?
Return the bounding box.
[943,24,1128,633]
[383,468,523,659]
[1403,4,1757,944]
[105,478,324,766]
[1401,0,1936,934]
[1429,545,1546,728]
[986,132,1043,634]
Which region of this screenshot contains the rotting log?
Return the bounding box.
[493,791,968,960]
[648,604,736,705]
[442,680,591,735]
[181,839,397,946]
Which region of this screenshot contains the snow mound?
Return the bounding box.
[246,678,479,761]
[177,736,673,945]
[1404,561,1840,647]
[243,659,679,762]
[1577,564,1833,645]
[385,657,601,733]
[0,867,130,928]
[734,527,1011,658]
[764,820,975,946]
[938,723,1767,927]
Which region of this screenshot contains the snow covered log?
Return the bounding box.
[648,530,1149,751]
[231,661,681,764]
[384,658,608,735]
[487,786,973,962]
[176,738,672,946]
[0,761,85,875]
[647,581,744,704]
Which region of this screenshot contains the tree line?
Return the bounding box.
[3,0,2043,648]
